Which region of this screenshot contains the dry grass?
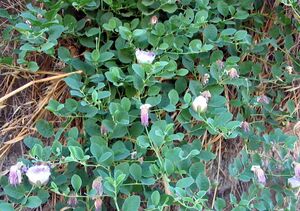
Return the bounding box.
[0,0,299,210]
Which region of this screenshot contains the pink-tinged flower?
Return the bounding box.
[135,49,155,64]
[100,124,108,136]
[201,91,211,101]
[192,95,208,113]
[92,177,103,196]
[37,14,43,19]
[9,162,23,186]
[67,192,78,207]
[257,95,270,104]
[251,165,266,185]
[241,121,250,133]
[131,151,137,159]
[216,60,224,69]
[94,198,102,211]
[26,164,51,186]
[150,16,158,25]
[288,176,300,188]
[293,162,300,179]
[285,66,293,74]
[201,73,210,85]
[138,157,144,164]
[227,68,239,79]
[140,104,152,126]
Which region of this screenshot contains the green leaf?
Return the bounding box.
[69,146,85,160]
[176,177,194,188]
[214,198,226,211]
[36,119,54,138]
[28,61,39,72]
[217,1,229,17]
[122,195,141,211]
[161,4,178,13]
[119,26,131,40]
[203,24,218,41]
[25,196,42,209]
[151,191,160,206]
[58,47,71,62]
[48,25,65,41]
[71,174,82,192]
[234,9,249,20]
[3,185,25,199]
[0,202,14,211]
[99,52,114,62]
[168,89,179,105]
[129,163,142,180]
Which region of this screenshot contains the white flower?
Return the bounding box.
[26,164,51,186]
[192,96,208,113]
[288,177,300,188]
[135,49,155,64]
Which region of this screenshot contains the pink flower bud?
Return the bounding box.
[92,177,103,196]
[94,198,102,211]
[9,162,23,186]
[150,16,158,25]
[201,91,211,101]
[135,49,156,64]
[257,95,270,104]
[241,121,250,133]
[140,104,151,126]
[67,192,78,207]
[216,60,224,69]
[293,162,300,179]
[251,165,266,185]
[227,68,239,79]
[100,124,108,136]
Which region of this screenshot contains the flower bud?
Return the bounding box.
[293,162,300,179]
[216,60,224,69]
[100,124,108,136]
[67,192,78,207]
[251,165,266,185]
[241,121,250,133]
[9,162,23,186]
[201,73,210,85]
[285,66,293,74]
[94,198,102,211]
[140,104,152,126]
[227,68,239,78]
[150,16,158,25]
[201,91,211,101]
[192,96,208,113]
[135,49,155,64]
[257,95,270,104]
[26,164,51,186]
[92,177,103,196]
[131,151,137,159]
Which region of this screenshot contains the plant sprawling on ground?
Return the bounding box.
[0,0,300,210]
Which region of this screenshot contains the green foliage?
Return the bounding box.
[1,0,300,210]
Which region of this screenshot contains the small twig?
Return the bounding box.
[0,70,82,104]
[211,139,222,209]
